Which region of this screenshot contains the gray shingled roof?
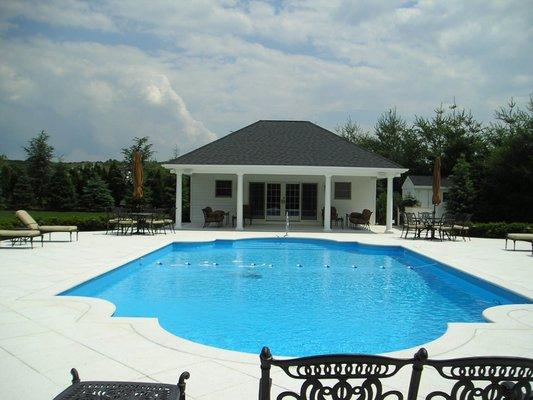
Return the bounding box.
[408,175,449,187]
[167,120,403,169]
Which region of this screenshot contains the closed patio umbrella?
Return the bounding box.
[132,151,143,199]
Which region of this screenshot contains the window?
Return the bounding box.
[215,180,232,197]
[334,182,351,199]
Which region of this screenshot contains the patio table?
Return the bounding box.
[52,368,189,400]
[129,212,155,235]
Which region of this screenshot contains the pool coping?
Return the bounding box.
[21,234,533,363]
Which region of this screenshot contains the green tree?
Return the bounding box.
[47,162,76,210]
[335,118,380,152]
[413,103,485,176]
[23,130,54,207]
[374,108,426,173]
[11,167,34,209]
[446,155,475,215]
[478,97,533,222]
[105,160,127,206]
[81,175,115,211]
[121,136,155,164]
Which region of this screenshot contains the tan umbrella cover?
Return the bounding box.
[132,151,143,199]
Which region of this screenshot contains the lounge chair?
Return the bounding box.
[506,233,533,254]
[348,209,372,229]
[16,210,79,241]
[201,207,225,227]
[0,229,43,248]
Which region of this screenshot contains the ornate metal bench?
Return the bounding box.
[259,347,533,400]
[52,368,190,400]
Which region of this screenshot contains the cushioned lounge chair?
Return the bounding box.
[202,207,225,227]
[506,233,533,255]
[0,229,42,248]
[16,210,78,241]
[348,209,372,229]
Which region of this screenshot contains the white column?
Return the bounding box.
[236,173,244,230]
[386,176,393,233]
[175,170,182,229]
[324,175,332,231]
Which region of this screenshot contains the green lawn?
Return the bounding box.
[0,210,107,231]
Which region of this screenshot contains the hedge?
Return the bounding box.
[0,211,108,231]
[470,222,531,239]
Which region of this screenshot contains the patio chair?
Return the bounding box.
[437,213,456,241]
[53,368,190,400]
[259,346,427,400]
[0,229,43,248]
[105,207,122,235]
[232,205,253,227]
[148,208,169,234]
[15,210,79,241]
[321,206,343,228]
[202,207,225,227]
[453,213,472,241]
[117,212,137,235]
[348,208,372,229]
[402,212,424,239]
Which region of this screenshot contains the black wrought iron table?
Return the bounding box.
[129,212,155,235]
[53,368,189,400]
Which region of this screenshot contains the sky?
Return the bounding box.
[0,0,532,161]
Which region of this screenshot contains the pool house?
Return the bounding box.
[163,120,407,231]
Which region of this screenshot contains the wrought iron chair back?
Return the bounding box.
[259,347,533,400]
[423,356,533,400]
[259,347,427,400]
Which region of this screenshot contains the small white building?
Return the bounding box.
[163,120,407,231]
[402,175,449,217]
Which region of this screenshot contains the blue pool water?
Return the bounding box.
[61,238,529,356]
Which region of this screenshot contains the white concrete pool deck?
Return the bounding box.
[0,228,532,399]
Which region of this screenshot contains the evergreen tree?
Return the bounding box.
[121,136,155,164]
[81,175,115,211]
[105,160,127,206]
[478,97,533,222]
[335,118,380,152]
[446,155,475,215]
[12,167,34,209]
[48,162,76,210]
[23,130,54,207]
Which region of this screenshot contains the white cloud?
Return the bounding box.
[0,38,216,160]
[0,0,531,160]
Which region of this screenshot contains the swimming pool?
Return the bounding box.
[61,238,530,356]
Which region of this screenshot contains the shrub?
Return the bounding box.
[0,211,108,231]
[470,222,531,238]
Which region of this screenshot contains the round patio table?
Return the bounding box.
[129,212,155,235]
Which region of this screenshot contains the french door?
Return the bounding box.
[265,183,302,221]
[252,182,317,222]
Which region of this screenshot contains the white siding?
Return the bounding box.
[402,178,449,217]
[190,174,377,225]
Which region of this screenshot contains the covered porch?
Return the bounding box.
[168,164,402,233]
